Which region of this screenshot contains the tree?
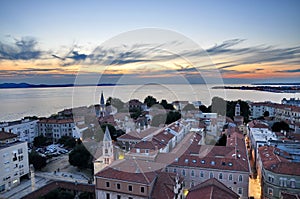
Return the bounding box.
[58,136,76,148]
[69,144,92,169]
[209,97,226,116]
[182,103,196,111]
[29,151,47,170]
[216,134,227,146]
[151,111,181,127]
[129,107,142,120]
[272,121,289,132]
[106,97,124,111]
[144,96,158,108]
[101,124,117,140]
[199,105,210,113]
[33,135,48,147]
[42,189,74,199]
[151,114,167,127]
[166,111,181,124]
[160,99,174,110]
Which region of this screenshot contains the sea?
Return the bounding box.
[0,84,299,122]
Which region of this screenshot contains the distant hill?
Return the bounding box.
[0,83,117,89]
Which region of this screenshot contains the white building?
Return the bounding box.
[0,131,29,193]
[38,118,75,142]
[0,118,38,144]
[248,121,278,162]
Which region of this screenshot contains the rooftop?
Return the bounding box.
[0,131,18,141]
[258,146,300,176]
[186,178,240,199]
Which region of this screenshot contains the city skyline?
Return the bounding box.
[0,0,300,84]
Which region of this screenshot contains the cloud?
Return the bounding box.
[276,68,300,73]
[207,39,246,54]
[0,37,42,60]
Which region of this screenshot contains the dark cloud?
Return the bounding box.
[0,37,42,60]
[276,68,300,73]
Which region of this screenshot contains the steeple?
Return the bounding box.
[100,91,105,117]
[235,102,240,116]
[100,91,105,106]
[103,126,112,142]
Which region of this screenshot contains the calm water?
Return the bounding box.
[0,84,299,121]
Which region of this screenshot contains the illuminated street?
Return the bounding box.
[249,177,261,199]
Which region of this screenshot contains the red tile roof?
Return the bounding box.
[95,160,158,185]
[258,146,300,176]
[21,181,95,199]
[151,172,183,199]
[171,132,249,172]
[186,178,239,199]
[0,131,17,141]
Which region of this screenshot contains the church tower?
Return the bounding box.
[94,126,114,175]
[100,91,105,117]
[102,126,113,164]
[235,102,241,116]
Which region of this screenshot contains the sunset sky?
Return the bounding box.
[0,0,299,84]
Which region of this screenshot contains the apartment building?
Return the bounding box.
[0,118,38,143]
[0,131,29,193]
[257,146,300,198]
[166,130,250,199]
[37,118,75,142]
[95,160,184,199]
[250,102,300,124]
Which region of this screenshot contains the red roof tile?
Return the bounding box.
[186,178,239,199]
[0,131,17,140]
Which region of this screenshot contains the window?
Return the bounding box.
[229,174,233,181]
[173,168,177,173]
[18,148,23,154]
[117,183,121,189]
[219,173,223,180]
[200,171,204,178]
[191,170,195,177]
[182,169,186,176]
[191,181,194,187]
[129,197,133,199]
[268,175,274,183]
[268,188,273,196]
[106,193,110,199]
[209,172,214,179]
[106,181,110,187]
[141,186,145,193]
[117,195,121,199]
[238,175,243,182]
[238,187,243,195]
[290,179,296,188]
[128,185,132,191]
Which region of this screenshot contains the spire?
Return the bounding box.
[103,126,112,142]
[100,91,105,106]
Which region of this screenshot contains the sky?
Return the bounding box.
[0,0,300,85]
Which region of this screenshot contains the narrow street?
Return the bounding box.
[249,177,261,199]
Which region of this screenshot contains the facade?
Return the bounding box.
[0,131,29,193]
[37,118,75,142]
[248,121,278,163]
[166,130,250,199]
[0,118,38,143]
[282,98,300,107]
[257,146,300,199]
[95,160,183,199]
[166,132,250,199]
[250,102,300,125]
